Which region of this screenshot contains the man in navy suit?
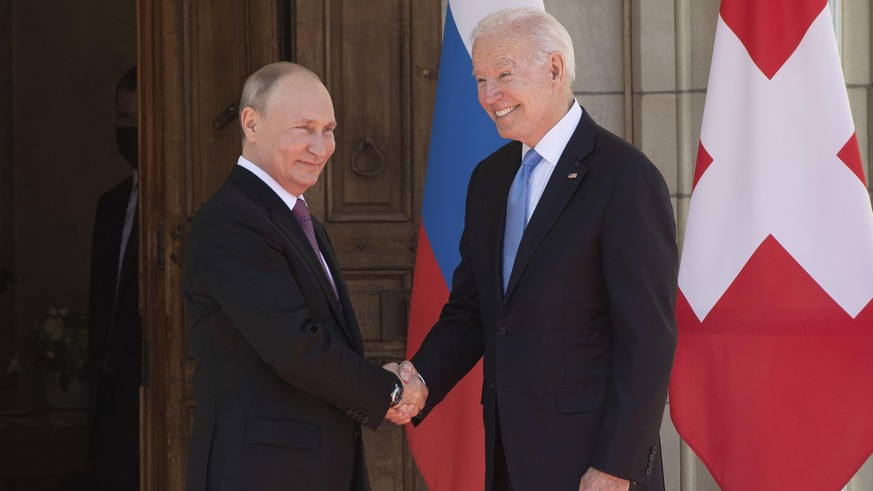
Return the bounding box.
[182,62,424,491]
[406,8,678,491]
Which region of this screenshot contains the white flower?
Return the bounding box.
[43,317,65,342]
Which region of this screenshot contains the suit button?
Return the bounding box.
[361,416,369,425]
[651,446,658,456]
[646,468,652,476]
[490,382,496,389]
[346,409,354,415]
[497,325,507,335]
[353,429,360,439]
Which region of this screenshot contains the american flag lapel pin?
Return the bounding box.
[568,172,578,179]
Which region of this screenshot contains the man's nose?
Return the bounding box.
[309,133,329,157]
[480,81,502,105]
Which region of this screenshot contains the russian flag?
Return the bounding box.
[405,1,543,490]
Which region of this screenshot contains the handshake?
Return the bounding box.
[382,360,428,425]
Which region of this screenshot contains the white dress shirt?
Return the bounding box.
[521,101,583,223]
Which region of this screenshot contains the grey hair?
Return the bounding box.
[471,7,576,86]
[239,62,317,137]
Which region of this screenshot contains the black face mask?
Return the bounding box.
[115,126,138,169]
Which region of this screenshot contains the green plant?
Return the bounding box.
[28,308,88,390]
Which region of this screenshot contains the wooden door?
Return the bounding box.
[138,0,440,489]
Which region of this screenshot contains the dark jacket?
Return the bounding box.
[183,166,396,491]
[87,176,141,490]
[412,109,678,490]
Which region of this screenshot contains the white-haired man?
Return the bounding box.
[407,8,678,491]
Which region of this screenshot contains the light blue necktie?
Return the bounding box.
[502,149,543,292]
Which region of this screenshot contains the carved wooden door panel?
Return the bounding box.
[139,0,439,489]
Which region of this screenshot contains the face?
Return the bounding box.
[115,88,137,128]
[472,32,567,147]
[241,73,337,196]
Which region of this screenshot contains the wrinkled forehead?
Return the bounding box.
[472,35,533,74]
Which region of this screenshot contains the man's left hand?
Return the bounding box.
[578,467,629,491]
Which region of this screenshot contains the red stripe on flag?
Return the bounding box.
[406,223,485,491]
[671,235,873,490]
[693,141,714,190]
[406,223,449,352]
[837,132,868,186]
[720,0,827,79]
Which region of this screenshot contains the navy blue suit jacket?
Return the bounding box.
[412,109,678,490]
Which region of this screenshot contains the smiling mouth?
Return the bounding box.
[495,105,518,118]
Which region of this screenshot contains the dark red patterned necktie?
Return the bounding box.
[291,198,338,298]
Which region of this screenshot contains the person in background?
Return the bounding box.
[87,66,141,490]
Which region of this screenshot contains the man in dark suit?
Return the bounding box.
[182,62,425,491]
[405,8,678,491]
[87,66,141,490]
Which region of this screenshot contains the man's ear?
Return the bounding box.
[240,107,259,142]
[548,51,565,84]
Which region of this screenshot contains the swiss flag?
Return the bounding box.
[670,1,873,490]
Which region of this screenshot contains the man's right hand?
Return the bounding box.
[382,361,427,425]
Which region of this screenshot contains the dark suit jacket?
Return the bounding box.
[183,166,397,491]
[412,109,678,490]
[87,176,141,490]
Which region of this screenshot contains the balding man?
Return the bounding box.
[183,62,424,491]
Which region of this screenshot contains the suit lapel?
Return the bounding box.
[104,179,137,352]
[503,110,597,302]
[313,220,366,353]
[229,167,353,343]
[115,208,138,302]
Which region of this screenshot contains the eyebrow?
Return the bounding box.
[291,119,337,127]
[472,58,517,76]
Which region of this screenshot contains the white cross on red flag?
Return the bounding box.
[670,1,873,489]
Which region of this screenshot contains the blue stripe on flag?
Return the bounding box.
[421,4,508,286]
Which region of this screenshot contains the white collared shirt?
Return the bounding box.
[236,156,338,292]
[117,170,138,292]
[521,101,583,223]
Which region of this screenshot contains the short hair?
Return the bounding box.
[239,62,317,118]
[471,8,576,86]
[116,66,136,96]
[238,62,320,138]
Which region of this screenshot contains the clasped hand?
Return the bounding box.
[382,360,427,425]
